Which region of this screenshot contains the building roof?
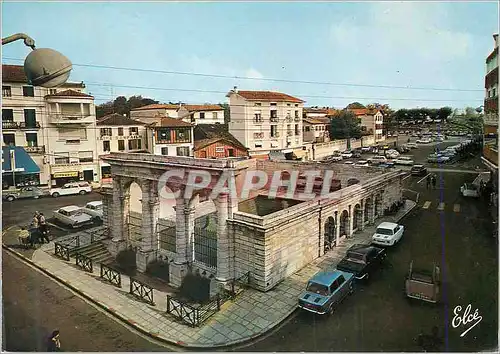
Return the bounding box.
[194,124,247,151]
[303,117,329,125]
[304,107,328,114]
[2,64,28,83]
[149,116,193,128]
[130,104,180,111]
[97,113,146,126]
[44,89,93,98]
[231,90,304,103]
[183,104,224,112]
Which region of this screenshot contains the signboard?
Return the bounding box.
[2,168,25,173]
[215,147,225,153]
[53,171,79,178]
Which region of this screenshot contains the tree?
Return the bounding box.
[95,95,159,118]
[329,110,362,139]
[447,107,483,134]
[345,102,365,109]
[219,103,230,124]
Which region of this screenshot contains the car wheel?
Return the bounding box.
[33,195,39,199]
[52,192,60,198]
[6,196,15,202]
[79,190,86,195]
[348,282,355,294]
[328,303,335,315]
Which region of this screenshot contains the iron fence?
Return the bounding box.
[54,242,70,261]
[91,227,110,243]
[193,226,217,269]
[58,234,81,249]
[129,278,155,306]
[100,263,122,287]
[166,294,221,327]
[158,221,176,253]
[75,252,93,272]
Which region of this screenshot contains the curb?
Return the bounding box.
[1,244,296,350]
[395,201,418,222]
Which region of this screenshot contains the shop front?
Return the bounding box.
[51,170,80,187]
[2,146,41,189]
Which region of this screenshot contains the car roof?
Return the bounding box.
[60,205,81,212]
[348,243,381,254]
[412,164,424,167]
[377,221,398,229]
[86,201,102,207]
[309,270,344,286]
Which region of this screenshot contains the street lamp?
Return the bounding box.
[2,33,72,88]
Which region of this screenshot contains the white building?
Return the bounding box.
[227,88,305,159]
[145,117,194,157]
[2,64,99,187]
[96,113,147,182]
[130,103,224,125]
[303,117,330,143]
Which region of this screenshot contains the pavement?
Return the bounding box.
[3,200,417,349]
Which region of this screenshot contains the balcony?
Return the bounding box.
[271,132,280,139]
[270,116,279,123]
[285,116,293,123]
[483,145,498,167]
[98,135,112,140]
[484,97,498,113]
[49,113,94,125]
[19,122,41,129]
[24,146,45,154]
[294,116,301,122]
[2,121,18,130]
[287,130,293,136]
[254,117,263,124]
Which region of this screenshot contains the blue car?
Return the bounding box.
[298,270,355,315]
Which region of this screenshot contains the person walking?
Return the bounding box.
[39,213,50,243]
[426,175,431,189]
[46,330,61,352]
[431,175,437,190]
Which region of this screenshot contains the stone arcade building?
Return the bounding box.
[100,153,404,291]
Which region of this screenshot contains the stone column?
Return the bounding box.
[184,204,196,263]
[215,193,231,282]
[109,177,129,257]
[370,198,376,225]
[359,200,365,231]
[334,211,340,246]
[347,205,353,238]
[169,196,189,287]
[136,179,160,272]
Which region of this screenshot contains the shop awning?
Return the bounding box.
[293,149,306,159]
[2,146,40,174]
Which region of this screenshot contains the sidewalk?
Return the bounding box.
[8,201,416,349]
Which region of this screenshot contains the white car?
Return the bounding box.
[50,182,92,198]
[83,201,103,221]
[361,146,372,153]
[407,143,418,149]
[53,205,93,228]
[372,222,405,246]
[395,156,414,165]
[385,149,400,159]
[344,160,354,165]
[368,156,388,165]
[460,183,480,198]
[341,150,353,158]
[356,160,369,167]
[416,138,432,144]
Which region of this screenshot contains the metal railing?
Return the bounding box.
[166,294,221,327]
[24,145,45,154]
[90,227,110,243]
[2,121,18,129]
[227,272,251,299]
[100,263,122,287]
[19,122,41,129]
[193,226,217,269]
[54,242,70,261]
[75,252,93,272]
[129,278,155,306]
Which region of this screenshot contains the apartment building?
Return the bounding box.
[344,108,385,142]
[303,117,330,143]
[96,113,147,182]
[483,33,499,173]
[146,117,194,157]
[227,88,305,159]
[130,103,224,125]
[2,64,99,187]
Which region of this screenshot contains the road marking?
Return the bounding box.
[423,201,431,209]
[453,204,460,212]
[402,174,411,181]
[437,202,445,211]
[417,173,431,184]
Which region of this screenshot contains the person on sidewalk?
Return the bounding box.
[426,175,431,189]
[39,213,50,243]
[431,175,437,190]
[47,330,61,352]
[18,227,31,248]
[32,212,40,229]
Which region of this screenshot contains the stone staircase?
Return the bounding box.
[69,241,114,265]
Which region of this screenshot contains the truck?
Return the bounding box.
[405,261,440,303]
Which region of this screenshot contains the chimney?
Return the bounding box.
[233,86,238,93]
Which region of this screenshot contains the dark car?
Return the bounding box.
[336,244,387,280]
[410,164,428,176]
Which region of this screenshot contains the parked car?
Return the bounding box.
[298,270,355,315]
[336,244,387,280]
[405,261,440,303]
[416,138,432,144]
[356,160,369,167]
[361,146,372,153]
[2,186,45,202]
[341,150,353,159]
[344,161,354,165]
[410,164,428,176]
[352,151,362,158]
[385,149,400,159]
[323,154,343,162]
[395,156,414,165]
[368,156,388,165]
[83,201,104,221]
[427,154,450,163]
[406,142,418,149]
[50,182,92,198]
[372,222,405,246]
[53,205,93,228]
[460,183,480,198]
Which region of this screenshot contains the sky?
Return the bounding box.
[2,1,499,110]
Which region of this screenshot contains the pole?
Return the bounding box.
[10,149,16,188]
[2,33,36,49]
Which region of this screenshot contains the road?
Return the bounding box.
[2,249,170,352]
[242,168,498,351]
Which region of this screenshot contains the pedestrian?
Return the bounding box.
[431,175,437,189]
[426,175,431,189]
[46,330,61,352]
[32,211,40,229]
[18,227,31,248]
[38,213,50,243]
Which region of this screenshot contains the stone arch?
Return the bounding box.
[375,193,383,219]
[364,197,372,223]
[190,192,219,270]
[324,216,336,248]
[353,203,362,231]
[124,180,142,248]
[339,210,349,237]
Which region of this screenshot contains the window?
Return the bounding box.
[54,152,69,164]
[24,109,37,128]
[49,89,57,95]
[254,102,261,106]
[157,128,172,143]
[79,151,93,163]
[2,109,13,121]
[254,113,262,123]
[129,127,138,135]
[295,124,299,136]
[270,103,277,106]
[174,128,191,143]
[295,110,299,118]
[137,139,142,150]
[212,112,218,120]
[118,127,124,136]
[103,141,110,152]
[118,140,125,151]
[493,88,497,97]
[305,126,310,132]
[26,133,38,147]
[3,134,15,146]
[100,128,112,137]
[228,148,235,157]
[128,139,141,150]
[176,146,190,156]
[2,86,11,97]
[255,143,263,148]
[306,282,329,296]
[58,128,86,141]
[199,112,205,119]
[161,147,169,155]
[22,86,35,97]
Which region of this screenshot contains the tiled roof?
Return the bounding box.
[97,113,146,126]
[194,124,247,150]
[130,104,180,111]
[44,89,93,98]
[304,107,328,114]
[303,117,329,125]
[233,90,304,103]
[2,64,28,83]
[182,104,224,112]
[149,116,193,128]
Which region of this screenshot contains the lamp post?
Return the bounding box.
[2,33,72,88]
